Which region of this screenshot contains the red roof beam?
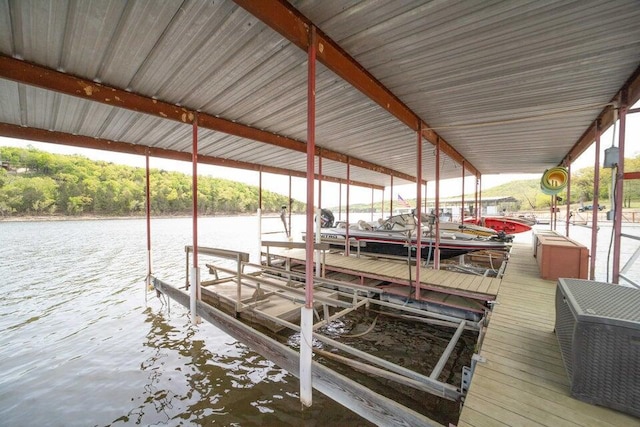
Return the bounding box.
[234,0,479,178]
[0,55,412,184]
[0,122,383,190]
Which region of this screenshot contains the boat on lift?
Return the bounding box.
[464,216,532,234]
[308,210,512,261]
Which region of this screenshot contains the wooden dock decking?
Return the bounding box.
[266,247,502,300]
[458,242,640,427]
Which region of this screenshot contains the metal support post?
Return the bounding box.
[145,151,152,303]
[565,161,571,237]
[434,138,441,269]
[461,162,465,223]
[390,175,394,217]
[301,25,317,407]
[345,161,350,257]
[415,124,422,298]
[191,114,200,324]
[613,97,627,284]
[590,121,601,280]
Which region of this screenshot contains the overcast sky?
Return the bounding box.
[2,104,638,206]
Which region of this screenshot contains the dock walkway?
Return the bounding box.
[458,242,639,426]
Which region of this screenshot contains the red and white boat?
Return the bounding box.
[464,216,532,234]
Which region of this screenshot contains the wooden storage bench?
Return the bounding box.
[534,231,588,280]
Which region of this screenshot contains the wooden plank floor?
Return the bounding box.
[458,243,640,427]
[266,248,502,300]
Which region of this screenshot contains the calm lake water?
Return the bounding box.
[1,215,638,426]
[0,216,378,427]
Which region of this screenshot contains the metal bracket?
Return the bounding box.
[461,353,486,394]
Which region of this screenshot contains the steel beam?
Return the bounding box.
[0,55,413,184]
[234,0,479,177]
[624,172,640,180]
[0,122,382,191]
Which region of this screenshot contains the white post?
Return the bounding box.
[315,208,321,277]
[145,250,152,304]
[300,306,314,406]
[190,266,201,324]
[257,208,262,264]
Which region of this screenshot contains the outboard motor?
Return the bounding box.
[317,208,335,228]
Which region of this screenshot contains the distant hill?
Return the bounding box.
[334,155,640,213]
[0,146,305,217]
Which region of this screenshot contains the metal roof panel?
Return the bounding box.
[1,0,639,190]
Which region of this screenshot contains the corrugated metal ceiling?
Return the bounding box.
[0,0,639,190]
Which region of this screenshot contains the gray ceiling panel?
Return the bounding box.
[0,79,21,125]
[1,0,639,191]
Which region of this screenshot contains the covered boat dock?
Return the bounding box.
[1,1,640,425]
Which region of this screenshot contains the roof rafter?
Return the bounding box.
[0,122,384,190]
[0,54,415,184]
[234,0,480,178]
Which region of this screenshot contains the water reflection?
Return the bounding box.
[104,303,379,427]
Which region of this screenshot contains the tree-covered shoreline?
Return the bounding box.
[2,146,638,218]
[0,146,305,217]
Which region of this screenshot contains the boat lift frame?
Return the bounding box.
[157,244,478,404]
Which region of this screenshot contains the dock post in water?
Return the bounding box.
[190,266,200,323]
[300,24,317,407]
